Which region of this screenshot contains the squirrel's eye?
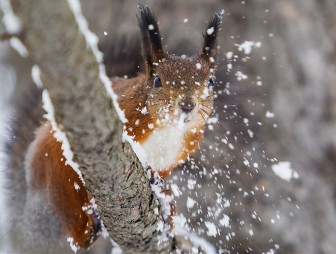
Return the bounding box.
[154,76,162,88]
[209,77,216,87]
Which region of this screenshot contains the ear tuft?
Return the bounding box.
[137,5,167,77]
[137,5,166,62]
[201,11,223,65]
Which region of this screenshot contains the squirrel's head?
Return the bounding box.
[137,5,222,127]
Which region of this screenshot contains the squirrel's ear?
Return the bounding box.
[137,5,167,76]
[200,11,223,67]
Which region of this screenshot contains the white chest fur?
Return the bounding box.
[141,125,187,171]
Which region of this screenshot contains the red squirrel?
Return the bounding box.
[13,5,221,252]
[113,6,221,179]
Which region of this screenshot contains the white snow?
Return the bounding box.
[272,161,299,182]
[31,65,42,88]
[173,214,188,229]
[196,63,202,69]
[156,220,164,232]
[9,38,28,57]
[171,183,182,197]
[100,222,109,238]
[0,0,21,33]
[201,87,210,99]
[243,158,250,167]
[228,143,235,150]
[235,71,248,81]
[187,179,196,190]
[207,27,215,35]
[67,237,79,253]
[73,182,80,191]
[81,198,97,215]
[266,111,275,118]
[151,183,173,236]
[148,24,154,30]
[186,197,196,209]
[219,214,230,228]
[235,41,261,54]
[110,238,123,254]
[207,116,218,124]
[174,224,217,254]
[223,198,230,208]
[205,221,218,237]
[264,249,276,254]
[140,106,148,115]
[263,245,279,254]
[122,132,148,167]
[226,51,233,59]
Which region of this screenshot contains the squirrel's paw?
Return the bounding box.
[147,166,164,187]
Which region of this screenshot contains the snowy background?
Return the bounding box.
[1,0,336,253]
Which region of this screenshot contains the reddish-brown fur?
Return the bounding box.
[27,122,99,248]
[112,73,156,144]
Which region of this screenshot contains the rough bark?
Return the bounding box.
[9,0,172,253]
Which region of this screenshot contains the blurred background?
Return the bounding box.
[1,0,336,253]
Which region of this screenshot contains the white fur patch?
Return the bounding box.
[141,125,187,170]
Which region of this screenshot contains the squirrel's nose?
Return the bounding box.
[178,100,196,113]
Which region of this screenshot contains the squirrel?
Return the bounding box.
[4,5,221,253]
[113,5,221,179]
